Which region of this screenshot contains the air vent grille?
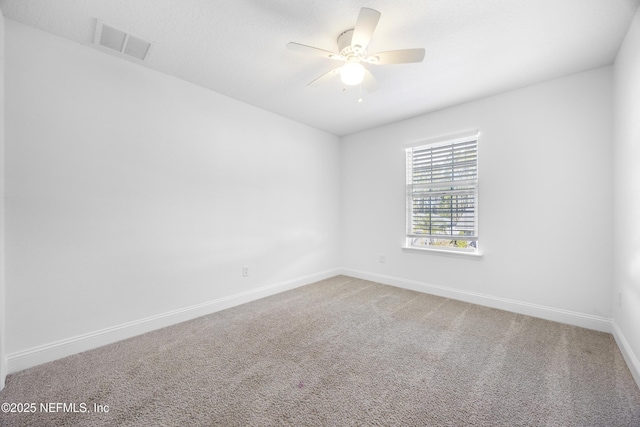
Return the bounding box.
[94,20,153,61]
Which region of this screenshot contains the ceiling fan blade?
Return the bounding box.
[370,48,425,65]
[287,42,344,61]
[351,7,381,50]
[362,69,380,93]
[308,68,341,86]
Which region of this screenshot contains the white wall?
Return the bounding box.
[3,20,341,371]
[613,7,640,386]
[342,67,613,329]
[0,6,6,389]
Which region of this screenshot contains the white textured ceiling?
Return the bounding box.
[1,0,638,136]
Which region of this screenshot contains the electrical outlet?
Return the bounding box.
[618,292,622,308]
[242,266,249,277]
[379,255,386,264]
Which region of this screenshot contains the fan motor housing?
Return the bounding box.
[337,29,366,59]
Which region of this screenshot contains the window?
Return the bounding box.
[405,132,478,253]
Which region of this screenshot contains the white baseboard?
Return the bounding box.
[6,268,340,374]
[612,322,640,389]
[0,356,5,391]
[341,268,613,333]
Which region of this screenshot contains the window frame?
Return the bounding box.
[403,131,479,255]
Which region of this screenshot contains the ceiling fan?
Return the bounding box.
[287,7,425,93]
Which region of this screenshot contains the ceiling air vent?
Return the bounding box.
[94,20,153,61]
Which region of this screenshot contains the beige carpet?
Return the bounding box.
[1,275,639,426]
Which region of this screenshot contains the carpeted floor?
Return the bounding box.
[1,275,639,426]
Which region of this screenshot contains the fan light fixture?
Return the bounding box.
[340,62,365,85]
[287,8,425,93]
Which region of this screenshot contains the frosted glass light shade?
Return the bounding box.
[340,62,365,85]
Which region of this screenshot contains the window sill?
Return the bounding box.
[401,246,483,259]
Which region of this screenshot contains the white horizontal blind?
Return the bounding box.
[406,135,478,250]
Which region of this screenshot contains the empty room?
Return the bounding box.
[0,0,639,425]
